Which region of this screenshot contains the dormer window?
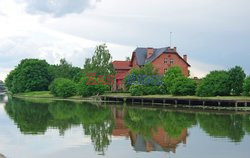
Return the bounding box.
[164,58,168,64]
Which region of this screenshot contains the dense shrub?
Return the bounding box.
[77,77,109,97]
[196,70,230,97]
[129,82,162,96]
[243,76,250,96]
[171,77,196,96]
[228,66,246,95]
[49,78,76,98]
[129,84,144,96]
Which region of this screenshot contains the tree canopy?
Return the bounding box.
[84,44,115,77]
[228,66,246,95]
[5,59,52,93]
[196,70,231,97]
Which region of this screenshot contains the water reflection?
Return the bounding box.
[4,98,250,155]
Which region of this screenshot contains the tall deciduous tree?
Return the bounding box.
[228,66,246,95]
[83,44,115,77]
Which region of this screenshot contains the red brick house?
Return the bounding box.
[112,47,190,91]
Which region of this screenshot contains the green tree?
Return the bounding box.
[84,44,115,77]
[196,70,230,97]
[228,66,246,95]
[243,76,250,96]
[5,59,52,93]
[162,66,184,94]
[49,58,82,82]
[49,78,77,98]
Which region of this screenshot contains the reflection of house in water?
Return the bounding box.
[111,107,187,153]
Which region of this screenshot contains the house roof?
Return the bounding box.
[112,61,131,70]
[133,47,190,66]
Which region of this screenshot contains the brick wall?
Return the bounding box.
[152,53,189,76]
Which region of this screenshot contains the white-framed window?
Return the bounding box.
[170,59,174,65]
[164,58,168,64]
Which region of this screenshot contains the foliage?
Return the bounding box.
[243,76,250,96]
[125,63,161,86]
[49,58,82,82]
[171,77,196,96]
[196,70,231,97]
[162,66,185,94]
[77,77,109,97]
[84,44,115,77]
[228,66,246,95]
[5,59,52,93]
[129,83,144,96]
[126,64,162,96]
[49,78,76,98]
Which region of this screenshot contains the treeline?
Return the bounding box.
[126,64,250,97]
[5,43,250,98]
[5,44,115,97]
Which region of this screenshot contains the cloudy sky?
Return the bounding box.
[0,0,250,80]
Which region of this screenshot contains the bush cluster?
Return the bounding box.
[77,77,110,97]
[49,78,76,98]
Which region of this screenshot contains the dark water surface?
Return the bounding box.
[0,96,250,158]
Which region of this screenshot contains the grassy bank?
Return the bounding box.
[13,91,94,102]
[13,91,250,102]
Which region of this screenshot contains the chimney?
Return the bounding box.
[183,55,187,62]
[147,48,154,58]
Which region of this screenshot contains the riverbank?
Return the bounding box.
[10,91,250,111]
[13,91,96,102]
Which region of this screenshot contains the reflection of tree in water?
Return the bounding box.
[5,98,250,154]
[76,103,114,155]
[159,112,197,138]
[124,109,197,139]
[4,98,114,154]
[48,101,81,135]
[243,115,250,134]
[124,109,160,138]
[5,98,51,134]
[197,113,245,142]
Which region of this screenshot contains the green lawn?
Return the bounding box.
[103,92,250,101]
[15,91,54,98]
[14,91,93,101]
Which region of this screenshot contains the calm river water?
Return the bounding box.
[0,96,250,158]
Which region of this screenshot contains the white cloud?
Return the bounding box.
[1,0,249,81]
[16,0,99,17]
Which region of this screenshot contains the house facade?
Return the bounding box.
[112,47,190,91]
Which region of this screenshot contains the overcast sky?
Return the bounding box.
[0,0,250,80]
